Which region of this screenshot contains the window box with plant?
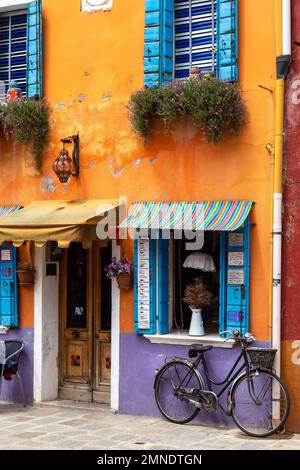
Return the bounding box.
[128,76,246,143]
[16,263,34,285]
[105,257,134,290]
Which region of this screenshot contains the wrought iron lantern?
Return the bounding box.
[52,134,80,183]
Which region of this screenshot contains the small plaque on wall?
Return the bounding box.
[228,233,244,247]
[228,269,245,285]
[228,252,244,267]
[1,249,11,262]
[81,0,112,12]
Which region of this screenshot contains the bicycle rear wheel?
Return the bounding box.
[154,360,203,424]
[231,369,290,437]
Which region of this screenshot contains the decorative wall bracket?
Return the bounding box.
[61,134,80,177]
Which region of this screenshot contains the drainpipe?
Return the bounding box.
[272,0,291,421]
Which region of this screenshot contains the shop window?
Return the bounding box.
[172,232,220,333]
[0,243,18,328]
[134,219,250,337]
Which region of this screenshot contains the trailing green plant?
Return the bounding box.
[0,99,50,172]
[128,76,246,143]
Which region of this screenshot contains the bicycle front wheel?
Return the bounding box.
[154,360,203,424]
[231,369,290,437]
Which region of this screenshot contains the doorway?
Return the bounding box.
[58,241,112,403]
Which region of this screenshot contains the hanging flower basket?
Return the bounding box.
[116,273,134,290]
[16,263,34,285]
[105,257,134,290]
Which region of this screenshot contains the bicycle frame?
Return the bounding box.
[178,340,256,414]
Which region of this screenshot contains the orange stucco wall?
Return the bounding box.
[0,0,276,339]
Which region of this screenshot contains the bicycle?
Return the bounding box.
[154,330,290,438]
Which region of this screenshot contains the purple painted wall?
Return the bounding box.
[0,328,34,404]
[119,333,270,426]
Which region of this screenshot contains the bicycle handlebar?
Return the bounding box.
[219,330,256,343]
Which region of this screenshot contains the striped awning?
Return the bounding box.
[0,205,22,217]
[120,201,253,232]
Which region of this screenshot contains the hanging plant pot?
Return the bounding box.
[116,273,134,290]
[17,269,34,285]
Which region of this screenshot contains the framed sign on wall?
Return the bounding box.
[81,0,113,12]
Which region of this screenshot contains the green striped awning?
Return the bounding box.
[120,201,253,232]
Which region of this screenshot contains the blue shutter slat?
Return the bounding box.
[158,238,169,335]
[216,0,238,82]
[0,244,18,328]
[27,0,43,98]
[219,218,250,335]
[134,239,156,335]
[144,0,174,87]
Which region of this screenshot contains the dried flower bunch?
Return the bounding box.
[183,277,213,310]
[128,76,246,143]
[105,257,133,280]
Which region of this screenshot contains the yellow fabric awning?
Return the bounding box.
[0,199,119,248]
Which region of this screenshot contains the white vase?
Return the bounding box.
[189,308,205,336]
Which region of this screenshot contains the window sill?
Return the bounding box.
[0,326,10,335]
[144,331,235,349]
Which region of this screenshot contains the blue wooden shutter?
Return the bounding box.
[174,0,217,79]
[158,237,169,334]
[0,13,28,100]
[144,0,174,87]
[219,218,250,334]
[0,244,18,328]
[216,0,238,81]
[134,238,157,335]
[27,0,43,98]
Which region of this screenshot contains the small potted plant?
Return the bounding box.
[105,257,133,290]
[183,277,213,336]
[16,262,34,285]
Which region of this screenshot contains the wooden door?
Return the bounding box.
[59,242,112,403]
[93,242,112,404]
[59,243,93,401]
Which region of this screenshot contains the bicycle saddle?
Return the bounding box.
[190,344,213,353]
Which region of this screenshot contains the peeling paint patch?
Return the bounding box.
[78,93,85,102]
[40,176,57,194]
[134,158,142,166]
[102,93,111,102]
[108,157,124,178]
[56,103,66,109]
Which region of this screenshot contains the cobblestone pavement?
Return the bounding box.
[0,401,299,451]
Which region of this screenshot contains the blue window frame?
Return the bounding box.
[174,0,216,79]
[0,11,28,100]
[0,0,43,101]
[134,220,250,337]
[0,243,18,328]
[144,0,238,87]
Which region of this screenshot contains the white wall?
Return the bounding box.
[0,1,31,12]
[33,246,59,402]
[111,240,120,411]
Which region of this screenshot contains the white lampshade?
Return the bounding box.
[183,252,216,272]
